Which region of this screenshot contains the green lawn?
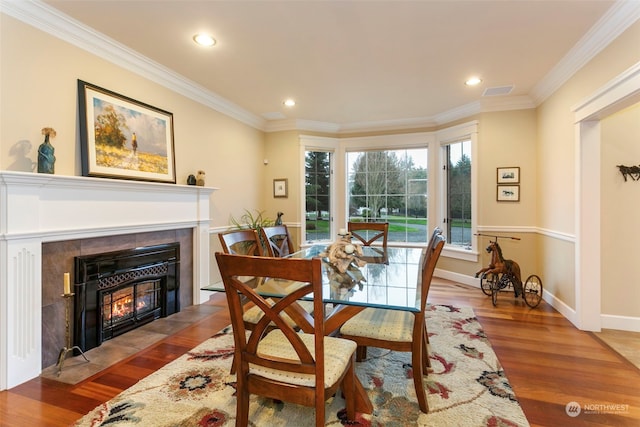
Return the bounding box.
[306,216,471,233]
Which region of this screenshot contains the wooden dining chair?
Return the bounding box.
[215,252,358,427]
[260,224,295,257]
[348,221,389,248]
[423,227,443,344]
[219,228,313,374]
[219,229,264,256]
[339,232,445,414]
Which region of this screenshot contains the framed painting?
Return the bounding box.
[497,167,520,184]
[273,178,288,198]
[78,80,176,183]
[497,185,520,202]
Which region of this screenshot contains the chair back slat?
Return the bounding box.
[418,232,445,312]
[348,221,389,247]
[260,225,295,257]
[215,253,325,375]
[219,229,264,256]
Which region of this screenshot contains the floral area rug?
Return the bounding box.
[74,305,529,427]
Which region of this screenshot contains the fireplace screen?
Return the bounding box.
[101,279,162,340]
[74,243,180,352]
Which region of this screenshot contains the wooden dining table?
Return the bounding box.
[206,244,426,415]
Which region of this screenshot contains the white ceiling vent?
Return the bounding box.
[483,85,514,97]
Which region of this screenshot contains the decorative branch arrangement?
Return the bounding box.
[617,165,640,182]
[320,234,367,291]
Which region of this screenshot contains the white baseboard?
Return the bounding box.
[435,269,478,288]
[199,289,218,304]
[601,314,640,332]
[543,290,578,327]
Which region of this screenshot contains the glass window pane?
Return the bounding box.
[446,140,472,248]
[348,148,428,244]
[305,151,331,242]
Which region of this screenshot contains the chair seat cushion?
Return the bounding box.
[252,330,356,388]
[243,299,314,326]
[340,307,415,342]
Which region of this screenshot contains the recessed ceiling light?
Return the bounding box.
[193,33,216,47]
[465,77,482,86]
[283,99,296,107]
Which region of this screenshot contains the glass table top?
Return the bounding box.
[207,245,426,312]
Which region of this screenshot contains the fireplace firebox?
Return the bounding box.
[74,243,180,352]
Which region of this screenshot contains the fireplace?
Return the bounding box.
[101,279,161,341]
[0,171,214,390]
[74,243,180,352]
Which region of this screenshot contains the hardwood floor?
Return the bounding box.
[1,279,638,426]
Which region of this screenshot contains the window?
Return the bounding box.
[444,140,472,248]
[347,148,428,243]
[304,150,332,241]
[301,122,477,259]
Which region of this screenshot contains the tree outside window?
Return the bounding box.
[347,148,428,243]
[446,140,472,248]
[305,151,331,241]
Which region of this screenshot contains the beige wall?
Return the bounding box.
[3,11,640,324]
[441,109,539,280]
[601,103,640,317]
[0,15,265,232]
[536,20,640,312]
[263,130,302,246]
[476,110,537,228]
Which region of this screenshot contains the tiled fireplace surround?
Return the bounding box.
[0,172,215,390]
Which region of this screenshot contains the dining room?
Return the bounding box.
[1,1,640,425]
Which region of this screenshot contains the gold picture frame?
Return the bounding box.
[273,178,288,198]
[497,167,520,184]
[78,80,176,183]
[497,185,520,202]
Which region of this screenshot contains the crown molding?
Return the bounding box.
[3,0,634,134]
[1,0,266,130]
[433,101,481,125]
[338,116,438,134]
[263,97,537,133]
[530,0,640,105]
[480,95,536,112]
[264,116,439,134]
[264,118,341,133]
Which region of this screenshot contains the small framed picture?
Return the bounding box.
[497,185,520,202]
[497,167,520,184]
[273,178,288,198]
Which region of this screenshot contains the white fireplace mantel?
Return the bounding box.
[0,171,216,390]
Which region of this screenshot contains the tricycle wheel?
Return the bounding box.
[491,276,501,306]
[523,274,543,308]
[480,274,496,296]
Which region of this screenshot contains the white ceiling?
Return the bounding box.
[36,0,624,131]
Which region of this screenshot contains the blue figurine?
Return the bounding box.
[37,127,56,174]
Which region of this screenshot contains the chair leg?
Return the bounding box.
[342,357,356,421]
[412,343,429,413]
[230,353,237,375]
[236,379,250,427]
[422,327,431,369]
[315,393,325,427]
[356,345,367,362]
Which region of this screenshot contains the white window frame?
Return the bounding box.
[300,120,478,261]
[436,121,478,261]
[299,136,339,244]
[340,132,433,247]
